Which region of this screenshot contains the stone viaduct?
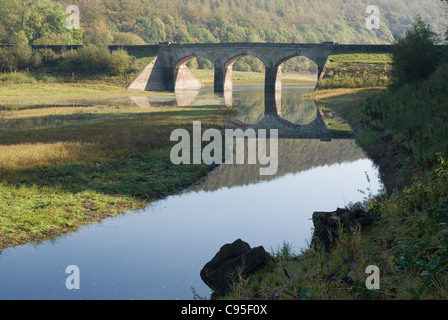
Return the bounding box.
[127,42,394,92]
[0,42,393,92]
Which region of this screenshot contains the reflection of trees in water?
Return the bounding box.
[189,139,367,193]
[233,89,265,124]
[280,98,317,125]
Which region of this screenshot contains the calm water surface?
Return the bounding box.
[0,85,382,300]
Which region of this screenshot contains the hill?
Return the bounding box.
[1,0,447,46]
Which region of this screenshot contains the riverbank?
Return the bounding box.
[223,67,448,300]
[0,82,236,251]
[0,67,317,252]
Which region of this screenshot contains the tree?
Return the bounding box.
[0,44,42,72]
[108,49,135,75]
[83,20,113,45]
[0,0,80,44]
[392,15,440,85]
[112,32,146,45]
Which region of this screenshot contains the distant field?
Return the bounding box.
[328,52,393,64]
[191,69,318,85]
[0,83,160,109]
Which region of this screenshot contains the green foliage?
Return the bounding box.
[270,241,295,261]
[0,72,36,84]
[0,0,81,44]
[2,0,446,48]
[392,16,441,85]
[319,75,391,89]
[59,45,136,76]
[329,53,393,64]
[0,0,446,74]
[112,32,146,45]
[361,60,448,177]
[83,21,113,45]
[108,49,136,76]
[0,44,43,72]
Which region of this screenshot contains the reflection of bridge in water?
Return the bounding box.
[226,90,333,141]
[130,88,353,141]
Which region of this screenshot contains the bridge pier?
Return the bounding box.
[265,90,282,115]
[214,66,233,92]
[138,42,339,92]
[164,67,176,91]
[265,66,282,94]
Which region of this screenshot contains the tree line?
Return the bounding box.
[0,0,446,73]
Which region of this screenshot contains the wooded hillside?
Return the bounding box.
[1,0,447,46]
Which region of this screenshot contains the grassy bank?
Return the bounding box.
[319,52,392,89]
[224,64,448,300]
[0,83,235,251]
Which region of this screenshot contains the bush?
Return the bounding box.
[392,15,440,85]
[58,49,79,73]
[0,47,16,72]
[0,45,43,72]
[35,49,60,63]
[77,45,111,73]
[0,73,36,84]
[108,49,136,75]
[59,45,135,75]
[112,32,146,45]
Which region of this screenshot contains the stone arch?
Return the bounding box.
[265,53,328,92]
[273,52,321,69]
[224,54,265,69]
[172,54,215,90]
[214,54,266,92]
[174,51,216,68]
[274,54,319,85]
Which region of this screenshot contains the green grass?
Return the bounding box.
[0,82,160,109]
[224,64,448,300]
[225,85,448,300]
[0,73,37,84]
[321,53,392,89]
[0,84,235,251]
[329,53,393,64]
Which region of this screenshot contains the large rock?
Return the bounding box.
[200,239,271,297]
[312,206,379,251]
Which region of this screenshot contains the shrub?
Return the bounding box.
[0,47,16,72]
[392,15,440,85]
[108,49,136,75]
[58,49,79,73]
[58,45,135,75]
[112,32,146,45]
[76,45,111,73]
[35,49,60,63]
[0,73,36,84]
[0,45,43,72]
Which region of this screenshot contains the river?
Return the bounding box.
[0,85,382,300]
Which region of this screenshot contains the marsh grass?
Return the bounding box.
[321,53,392,89]
[0,85,236,251]
[224,71,448,300]
[328,53,393,64]
[0,73,37,84]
